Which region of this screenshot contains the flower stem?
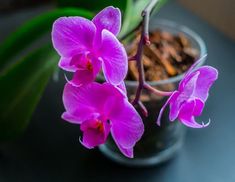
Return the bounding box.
[132,0,160,106]
[141,0,159,44]
[138,101,148,117]
[132,31,145,105]
[128,56,136,61]
[144,83,173,96]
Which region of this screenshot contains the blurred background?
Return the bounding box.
[1,0,235,39]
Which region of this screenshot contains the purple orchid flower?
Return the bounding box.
[62,82,144,158]
[157,60,218,128]
[52,6,127,86]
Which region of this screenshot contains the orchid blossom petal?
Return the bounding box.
[168,92,181,121]
[58,57,77,72]
[179,71,199,95]
[62,112,83,124]
[109,99,144,157]
[99,30,127,85]
[116,81,127,96]
[63,83,125,121]
[194,66,218,101]
[169,71,199,121]
[62,83,105,122]
[52,17,96,57]
[157,91,179,126]
[114,141,134,158]
[92,6,121,38]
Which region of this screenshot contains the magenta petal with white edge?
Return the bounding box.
[114,141,134,158]
[168,91,181,121]
[92,6,121,37]
[116,81,127,96]
[194,66,218,101]
[180,117,209,128]
[64,83,122,118]
[52,17,96,57]
[109,99,144,157]
[62,82,124,123]
[58,57,77,72]
[169,72,199,121]
[179,71,199,96]
[62,83,99,123]
[63,83,108,122]
[157,91,179,125]
[99,30,128,85]
[62,112,83,124]
[168,72,199,122]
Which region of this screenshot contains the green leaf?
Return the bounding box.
[118,0,149,39]
[56,0,127,12]
[118,0,133,39]
[0,45,58,141]
[0,8,93,140]
[118,0,169,39]
[0,8,93,72]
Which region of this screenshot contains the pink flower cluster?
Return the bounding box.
[52,6,143,158]
[52,6,218,158]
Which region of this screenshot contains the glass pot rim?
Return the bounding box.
[124,18,207,88]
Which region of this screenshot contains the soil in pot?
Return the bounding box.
[126,29,199,82]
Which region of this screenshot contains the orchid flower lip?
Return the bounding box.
[86,60,93,71]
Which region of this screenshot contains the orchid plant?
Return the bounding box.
[51,1,218,158]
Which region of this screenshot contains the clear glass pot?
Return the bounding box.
[99,19,207,167]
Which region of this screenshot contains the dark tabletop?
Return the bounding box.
[0,1,235,182]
